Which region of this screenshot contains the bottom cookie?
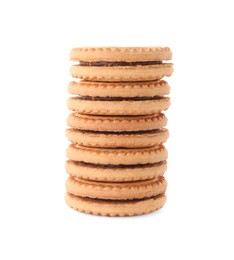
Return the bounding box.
[65,192,166,216]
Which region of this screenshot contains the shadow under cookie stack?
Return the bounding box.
[65,47,173,216]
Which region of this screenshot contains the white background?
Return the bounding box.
[0,0,234,259]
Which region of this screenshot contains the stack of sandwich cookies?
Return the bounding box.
[65,47,173,216]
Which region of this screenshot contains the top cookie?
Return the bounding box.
[70,47,172,62]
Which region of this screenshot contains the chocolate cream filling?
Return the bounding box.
[79,61,163,66]
[74,161,166,169]
[77,96,163,101]
[73,129,163,135]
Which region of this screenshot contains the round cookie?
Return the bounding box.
[66,144,167,165]
[67,113,168,132]
[67,96,170,115]
[70,63,173,82]
[65,193,167,216]
[68,80,170,97]
[66,176,167,200]
[70,47,172,62]
[66,128,169,148]
[65,160,167,182]
[70,47,173,82]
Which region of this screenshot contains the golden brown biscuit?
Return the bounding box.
[70,63,173,82]
[65,160,167,182]
[70,47,172,62]
[68,80,170,97]
[66,176,167,200]
[67,113,168,132]
[66,128,169,148]
[67,96,170,115]
[65,192,167,216]
[66,144,167,165]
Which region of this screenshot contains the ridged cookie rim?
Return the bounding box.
[67,97,170,115]
[67,113,167,131]
[67,176,166,190]
[66,176,167,200]
[68,80,170,97]
[65,192,167,216]
[65,160,167,182]
[70,63,173,82]
[66,144,168,165]
[70,47,172,62]
[65,128,169,148]
[67,144,166,156]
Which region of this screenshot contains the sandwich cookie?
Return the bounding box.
[65,160,167,182]
[65,193,167,216]
[66,144,167,165]
[66,176,167,200]
[70,47,173,81]
[67,113,168,132]
[67,79,170,115]
[66,128,169,148]
[67,96,170,115]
